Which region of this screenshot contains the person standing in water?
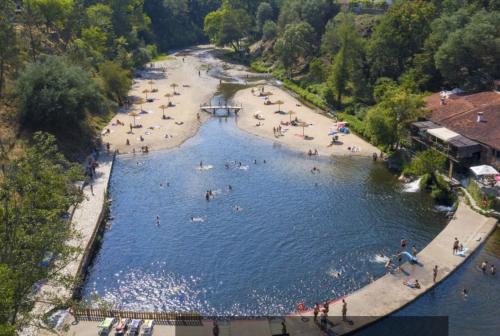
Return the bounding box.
[200,161,203,168]
[156,215,160,226]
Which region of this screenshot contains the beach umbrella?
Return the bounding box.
[299,121,308,137]
[142,89,150,99]
[159,104,168,119]
[288,110,295,122]
[164,93,172,104]
[170,83,179,94]
[148,80,155,90]
[128,111,139,126]
[275,100,284,112]
[134,97,145,112]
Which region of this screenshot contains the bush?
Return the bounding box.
[98,61,132,106]
[16,56,104,133]
[403,149,446,177]
[467,179,494,210]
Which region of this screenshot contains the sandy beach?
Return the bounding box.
[103,46,378,158]
[102,47,219,154]
[234,86,380,158]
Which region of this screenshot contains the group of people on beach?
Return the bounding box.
[273,125,284,137]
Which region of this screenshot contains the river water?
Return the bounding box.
[82,117,448,316]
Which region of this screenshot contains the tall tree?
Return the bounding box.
[0,132,82,331]
[368,0,435,80]
[434,10,500,91]
[274,21,314,77]
[0,1,19,97]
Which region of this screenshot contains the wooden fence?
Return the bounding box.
[73,308,202,326]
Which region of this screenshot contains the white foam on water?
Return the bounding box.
[239,165,249,170]
[370,254,390,263]
[402,177,422,192]
[434,205,454,212]
[191,216,205,222]
[196,165,213,170]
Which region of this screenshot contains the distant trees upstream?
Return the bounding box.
[200,0,500,150]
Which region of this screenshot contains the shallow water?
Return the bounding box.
[82,118,447,315]
[360,230,500,336]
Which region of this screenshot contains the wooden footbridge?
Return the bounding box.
[200,100,242,115]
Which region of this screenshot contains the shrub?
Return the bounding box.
[16,56,104,133]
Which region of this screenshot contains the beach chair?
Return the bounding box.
[98,317,115,336]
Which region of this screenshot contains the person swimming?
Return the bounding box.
[228,185,232,191]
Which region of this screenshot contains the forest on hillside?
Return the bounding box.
[203,0,500,149]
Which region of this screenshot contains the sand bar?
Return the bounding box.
[234,86,380,158]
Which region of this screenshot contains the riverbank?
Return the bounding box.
[292,199,497,335]
[233,86,380,158]
[103,46,379,159]
[25,154,114,335]
[102,47,219,154]
[47,200,496,335]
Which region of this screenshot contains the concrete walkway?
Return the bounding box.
[26,154,114,335]
[49,200,496,335]
[292,200,497,335]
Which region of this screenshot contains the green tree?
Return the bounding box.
[15,56,104,133]
[329,47,349,103]
[274,21,314,77]
[262,20,277,40]
[98,61,132,105]
[204,5,252,52]
[404,148,447,177]
[256,2,273,32]
[434,10,500,91]
[324,13,366,104]
[31,0,74,33]
[365,82,424,149]
[0,1,19,97]
[0,132,83,330]
[368,0,435,80]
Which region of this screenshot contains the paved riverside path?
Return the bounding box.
[48,200,496,336]
[26,154,114,336]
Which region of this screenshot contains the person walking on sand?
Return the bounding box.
[453,237,459,255]
[433,265,438,283]
[412,245,417,256]
[342,299,347,322]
